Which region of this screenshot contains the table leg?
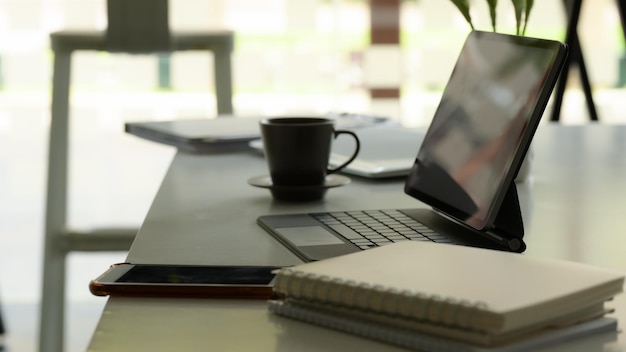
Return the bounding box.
[550,0,599,122]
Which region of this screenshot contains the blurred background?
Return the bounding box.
[1,0,625,351]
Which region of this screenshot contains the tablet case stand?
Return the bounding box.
[488,182,525,252]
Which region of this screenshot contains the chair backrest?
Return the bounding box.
[106,0,171,53]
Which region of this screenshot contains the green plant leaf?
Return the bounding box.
[511,0,526,35]
[486,0,498,32]
[450,0,474,29]
[522,0,534,35]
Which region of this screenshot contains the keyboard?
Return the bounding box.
[312,210,459,250]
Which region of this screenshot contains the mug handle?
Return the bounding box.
[327,130,361,174]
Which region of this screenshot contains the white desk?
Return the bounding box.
[87,123,626,351]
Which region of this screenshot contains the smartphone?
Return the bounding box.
[89,263,281,299]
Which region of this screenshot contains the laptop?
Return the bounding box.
[125,113,391,153]
[257,31,568,261]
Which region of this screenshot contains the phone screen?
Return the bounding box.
[115,265,277,285]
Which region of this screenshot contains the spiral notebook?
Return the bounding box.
[269,242,624,349]
[268,301,617,352]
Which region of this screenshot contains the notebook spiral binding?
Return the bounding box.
[274,268,490,330]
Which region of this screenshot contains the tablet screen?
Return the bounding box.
[405,31,567,231]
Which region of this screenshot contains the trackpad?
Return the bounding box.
[275,227,344,246]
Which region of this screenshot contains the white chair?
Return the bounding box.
[40,1,234,351]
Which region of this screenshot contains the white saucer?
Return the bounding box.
[247,174,351,201]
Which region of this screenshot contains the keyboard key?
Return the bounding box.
[410,237,433,242]
[405,233,427,240]
[363,234,385,241]
[327,224,365,240]
[391,238,411,242]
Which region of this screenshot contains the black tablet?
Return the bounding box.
[405,30,568,232]
[255,31,567,259]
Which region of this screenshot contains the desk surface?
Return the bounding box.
[88,123,626,351]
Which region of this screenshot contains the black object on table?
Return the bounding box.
[551,0,598,122]
[551,0,626,122]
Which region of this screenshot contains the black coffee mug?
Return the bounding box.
[260,117,360,188]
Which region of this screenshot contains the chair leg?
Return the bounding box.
[158,54,172,89]
[39,250,68,352]
[213,45,233,115]
[0,302,5,334]
[40,48,72,352]
[0,304,5,351]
